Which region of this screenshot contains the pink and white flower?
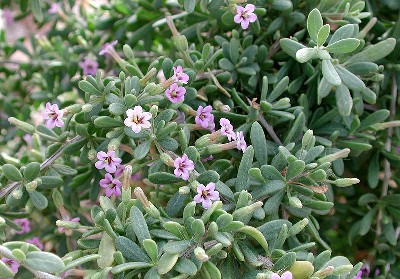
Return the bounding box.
[173,66,189,84]
[124,106,152,133]
[165,83,186,103]
[174,154,195,180]
[236,131,247,152]
[1,258,20,273]
[48,2,62,14]
[220,118,236,141]
[58,217,80,233]
[95,150,122,173]
[26,237,44,250]
[195,105,214,129]
[100,173,122,198]
[42,102,64,129]
[14,218,30,235]
[194,182,220,209]
[79,58,98,76]
[234,4,257,30]
[270,271,293,279]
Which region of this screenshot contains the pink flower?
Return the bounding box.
[95,150,122,173]
[270,271,293,279]
[1,258,20,274]
[99,40,118,56]
[174,154,195,180]
[79,58,98,76]
[220,118,236,141]
[42,102,64,129]
[100,173,122,198]
[2,9,14,25]
[173,66,189,84]
[236,131,247,152]
[201,155,213,162]
[194,182,220,209]
[14,218,30,235]
[26,237,43,250]
[58,217,80,233]
[234,4,257,30]
[165,83,186,103]
[124,106,152,133]
[48,2,62,14]
[195,105,214,129]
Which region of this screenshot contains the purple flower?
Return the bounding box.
[220,118,236,141]
[14,218,30,235]
[173,66,189,84]
[195,105,214,129]
[353,271,363,279]
[26,237,43,250]
[236,131,247,152]
[42,102,64,129]
[100,173,122,198]
[1,258,20,274]
[201,155,213,162]
[58,217,80,233]
[79,58,98,76]
[99,40,118,56]
[234,4,257,30]
[174,154,195,180]
[124,106,152,133]
[2,9,14,25]
[165,83,186,103]
[48,2,62,14]
[95,150,122,173]
[270,271,293,279]
[194,182,220,209]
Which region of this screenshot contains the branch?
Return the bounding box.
[257,114,283,145]
[0,136,82,199]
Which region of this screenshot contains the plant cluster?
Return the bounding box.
[0,0,399,278]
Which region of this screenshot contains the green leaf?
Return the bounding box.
[111,262,154,274]
[143,239,158,263]
[157,253,179,275]
[184,0,196,13]
[23,162,40,181]
[78,80,102,95]
[367,152,380,188]
[358,110,390,131]
[52,164,78,176]
[346,38,396,64]
[63,138,88,155]
[286,160,306,179]
[307,9,323,42]
[335,65,365,91]
[267,76,289,103]
[163,240,191,254]
[148,172,183,184]
[31,0,43,22]
[98,233,115,268]
[29,190,48,210]
[251,180,286,200]
[250,122,268,165]
[197,170,220,184]
[326,38,360,54]
[23,251,65,273]
[174,258,198,276]
[3,164,23,182]
[317,24,330,46]
[280,38,305,58]
[235,146,254,191]
[272,252,296,271]
[134,141,151,160]
[335,84,353,116]
[109,103,126,115]
[239,226,269,253]
[296,48,316,63]
[329,24,358,44]
[130,206,151,245]
[93,116,124,128]
[358,206,378,236]
[0,260,15,278]
[115,236,150,262]
[322,60,341,86]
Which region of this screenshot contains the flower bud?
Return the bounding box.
[12,249,26,262]
[12,188,23,200]
[108,138,121,151]
[179,186,190,195]
[65,104,82,114]
[88,149,97,161]
[143,83,163,96]
[317,148,350,164]
[160,153,174,167]
[56,220,80,229]
[213,100,231,112]
[302,129,314,148]
[81,104,93,112]
[194,247,209,262]
[289,261,314,279]
[134,187,160,219]
[332,178,360,187]
[289,196,303,208]
[8,117,36,134]
[195,135,212,148]
[25,181,38,192]
[150,105,158,117]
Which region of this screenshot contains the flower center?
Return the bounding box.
[201,190,208,198]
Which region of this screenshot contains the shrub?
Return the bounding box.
[0,0,399,278]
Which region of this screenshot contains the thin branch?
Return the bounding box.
[257,114,283,145]
[0,136,82,199]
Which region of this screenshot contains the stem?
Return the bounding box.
[0,136,83,199]
[257,114,283,145]
[375,74,398,243]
